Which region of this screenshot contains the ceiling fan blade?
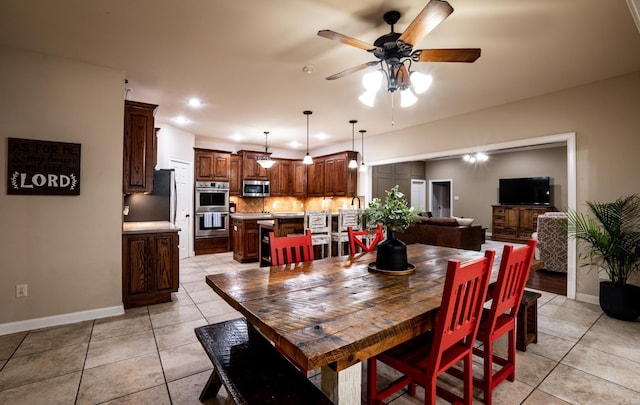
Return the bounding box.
[326,61,379,80]
[414,48,481,63]
[398,0,454,47]
[318,30,377,51]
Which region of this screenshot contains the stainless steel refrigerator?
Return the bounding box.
[123,169,176,223]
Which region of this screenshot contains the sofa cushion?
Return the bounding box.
[426,217,459,226]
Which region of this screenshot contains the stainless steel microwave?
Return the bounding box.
[242,180,270,197]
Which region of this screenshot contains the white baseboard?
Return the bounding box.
[0,305,125,336]
[575,293,599,306]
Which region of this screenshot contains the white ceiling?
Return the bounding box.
[1,0,639,153]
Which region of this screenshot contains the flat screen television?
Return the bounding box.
[499,176,551,205]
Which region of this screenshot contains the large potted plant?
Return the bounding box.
[361,185,417,271]
[566,194,640,321]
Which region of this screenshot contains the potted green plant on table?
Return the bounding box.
[361,185,417,272]
[566,194,640,321]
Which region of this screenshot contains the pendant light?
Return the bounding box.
[359,129,367,172]
[302,110,313,165]
[257,131,275,169]
[348,119,358,169]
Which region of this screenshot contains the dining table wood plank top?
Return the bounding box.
[205,243,510,404]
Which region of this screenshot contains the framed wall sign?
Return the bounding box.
[7,137,81,195]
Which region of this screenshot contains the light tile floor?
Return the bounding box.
[1,252,639,404]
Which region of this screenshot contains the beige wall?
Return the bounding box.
[0,46,125,326]
[364,72,640,297]
[423,146,568,230]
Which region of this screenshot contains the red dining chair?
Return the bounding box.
[347,224,384,254]
[269,230,314,265]
[367,249,496,405]
[470,239,537,405]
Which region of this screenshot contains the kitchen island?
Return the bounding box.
[122,221,181,308]
[231,211,343,264]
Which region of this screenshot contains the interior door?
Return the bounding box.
[170,159,192,259]
[410,179,427,211]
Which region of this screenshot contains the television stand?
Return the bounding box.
[491,205,555,243]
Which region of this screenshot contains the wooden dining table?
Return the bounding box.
[205,243,508,404]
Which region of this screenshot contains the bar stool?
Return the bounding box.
[303,210,332,259]
[330,209,361,256]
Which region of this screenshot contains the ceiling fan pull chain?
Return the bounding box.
[391,93,396,126]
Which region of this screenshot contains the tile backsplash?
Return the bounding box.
[231,196,365,213]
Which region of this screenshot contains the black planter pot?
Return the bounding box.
[599,281,640,321]
[375,229,408,270]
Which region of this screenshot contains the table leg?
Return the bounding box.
[320,362,361,405]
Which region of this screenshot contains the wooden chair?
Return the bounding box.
[303,210,332,258]
[331,209,361,256]
[269,230,314,265]
[347,223,383,254]
[367,249,496,405]
[470,239,537,405]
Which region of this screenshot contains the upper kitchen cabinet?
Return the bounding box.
[239,150,270,180]
[307,158,325,197]
[269,158,293,196]
[195,149,230,182]
[123,100,158,193]
[307,151,357,197]
[229,153,242,195]
[292,161,307,197]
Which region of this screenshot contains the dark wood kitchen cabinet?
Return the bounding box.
[232,218,260,263]
[229,153,242,195]
[292,161,307,197]
[123,100,158,193]
[306,151,357,197]
[306,159,325,197]
[122,231,179,308]
[195,149,230,182]
[269,158,292,196]
[239,150,270,180]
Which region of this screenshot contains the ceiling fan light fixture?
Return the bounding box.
[358,89,377,107]
[410,71,432,94]
[362,70,383,91]
[400,88,418,107]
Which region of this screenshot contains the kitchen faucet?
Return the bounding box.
[351,195,361,209]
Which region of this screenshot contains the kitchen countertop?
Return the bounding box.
[230,213,274,220]
[231,211,342,220]
[256,219,275,227]
[123,221,181,234]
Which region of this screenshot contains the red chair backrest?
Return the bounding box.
[269,230,315,265]
[347,224,384,254]
[484,239,537,331]
[428,249,495,365]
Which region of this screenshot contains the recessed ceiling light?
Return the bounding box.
[288,141,302,148]
[230,133,243,142]
[173,116,190,124]
[188,98,201,108]
[302,65,316,74]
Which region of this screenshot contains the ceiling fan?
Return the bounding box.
[318,0,480,96]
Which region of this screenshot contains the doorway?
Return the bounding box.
[169,158,192,259]
[428,179,453,217]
